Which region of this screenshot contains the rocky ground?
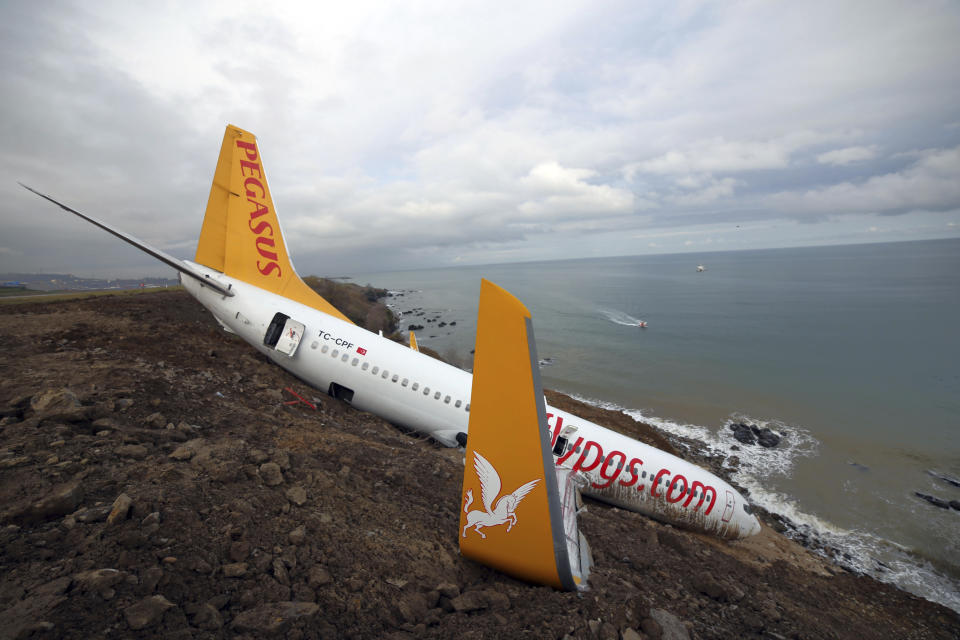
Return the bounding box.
[1,290,958,640]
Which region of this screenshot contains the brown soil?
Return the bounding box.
[1,290,957,639]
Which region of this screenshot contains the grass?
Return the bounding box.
[0,286,181,305]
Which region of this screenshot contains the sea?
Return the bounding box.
[351,237,960,613]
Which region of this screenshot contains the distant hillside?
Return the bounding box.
[302,276,398,338]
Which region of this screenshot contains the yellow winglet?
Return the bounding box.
[195,125,352,323]
[409,331,419,351]
[459,279,580,590]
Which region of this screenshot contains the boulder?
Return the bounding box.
[124,595,175,630]
[231,601,319,635]
[288,525,306,545]
[649,608,690,640]
[729,422,781,448]
[692,572,728,601]
[307,565,332,588]
[729,423,756,446]
[30,480,84,521]
[755,427,781,448]
[30,388,81,416]
[116,444,148,460]
[106,493,133,525]
[259,462,284,486]
[395,591,429,624]
[73,568,126,599]
[286,485,308,506]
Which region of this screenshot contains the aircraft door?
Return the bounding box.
[264,312,305,357]
[721,490,735,523]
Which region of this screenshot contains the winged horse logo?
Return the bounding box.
[462,451,540,539]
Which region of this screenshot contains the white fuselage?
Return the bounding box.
[182,264,761,539]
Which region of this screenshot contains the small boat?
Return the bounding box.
[696,265,706,272]
[638,321,648,328]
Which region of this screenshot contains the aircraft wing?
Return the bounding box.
[19,183,234,297]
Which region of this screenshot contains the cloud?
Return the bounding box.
[1,1,959,275]
[769,146,960,216]
[817,146,879,166]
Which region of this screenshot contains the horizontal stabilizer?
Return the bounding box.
[18,183,234,297]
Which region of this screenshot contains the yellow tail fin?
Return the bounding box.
[409,331,419,351]
[459,279,580,590]
[195,125,352,323]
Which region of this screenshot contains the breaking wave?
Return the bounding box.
[599,309,645,327]
[565,393,960,614]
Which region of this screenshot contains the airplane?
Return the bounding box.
[20,124,762,540]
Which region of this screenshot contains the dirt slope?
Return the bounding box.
[1,290,957,639]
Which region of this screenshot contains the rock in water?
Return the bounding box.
[729,422,780,447]
[755,427,781,448]
[730,423,756,445]
[914,492,950,509]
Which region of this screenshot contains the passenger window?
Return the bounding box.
[331,349,339,358]
[455,400,462,408]
[391,374,399,382]
[642,471,647,478]
[372,366,379,375]
[444,395,451,403]
[423,387,430,395]
[402,378,409,387]
[352,358,359,366]
[465,403,470,412]
[382,370,389,379]
[322,345,329,353]
[341,354,349,362]
[434,392,441,400]
[412,382,419,391]
[362,362,369,371]
[311,341,319,350]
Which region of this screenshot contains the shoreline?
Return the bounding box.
[553,390,960,615]
[388,285,960,615]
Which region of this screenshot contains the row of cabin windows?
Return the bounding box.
[557,440,702,499]
[313,341,468,412]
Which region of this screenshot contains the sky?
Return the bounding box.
[1,0,959,278]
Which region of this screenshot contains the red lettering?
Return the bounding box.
[573,441,603,473]
[617,457,644,489]
[249,219,273,236]
[666,474,688,503]
[244,177,265,198]
[556,437,583,465]
[592,450,626,489]
[651,469,671,498]
[255,237,278,261]
[236,140,258,161]
[239,160,261,178]
[257,260,282,277]
[683,481,718,515]
[247,199,270,220]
